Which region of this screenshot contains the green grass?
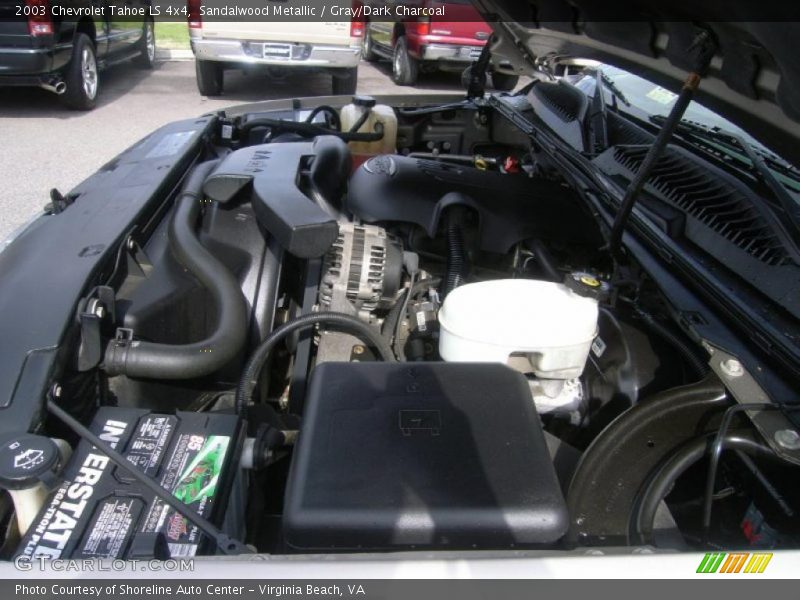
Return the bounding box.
[154,22,190,50]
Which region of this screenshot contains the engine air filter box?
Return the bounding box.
[202,136,350,258]
[283,362,568,550]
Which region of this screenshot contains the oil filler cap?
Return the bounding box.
[0,433,60,490]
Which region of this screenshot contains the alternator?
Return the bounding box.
[319,223,403,320]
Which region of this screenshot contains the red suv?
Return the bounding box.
[362,1,519,90]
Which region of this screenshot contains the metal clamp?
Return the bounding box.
[705,343,800,465]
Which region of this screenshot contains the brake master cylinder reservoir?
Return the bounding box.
[438,279,599,379]
[340,95,397,169]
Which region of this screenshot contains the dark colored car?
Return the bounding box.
[3,0,800,574]
[0,0,155,109]
[362,0,519,89]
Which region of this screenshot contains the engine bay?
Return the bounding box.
[4,92,800,561]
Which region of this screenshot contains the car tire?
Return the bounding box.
[196,59,223,96]
[491,71,519,91]
[332,67,358,96]
[392,36,418,86]
[133,18,156,69]
[362,27,378,62]
[61,33,98,111]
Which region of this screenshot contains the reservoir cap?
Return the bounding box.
[352,95,376,108]
[564,271,610,302]
[0,433,60,490]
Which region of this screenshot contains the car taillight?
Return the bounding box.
[350,0,365,38]
[187,0,202,29]
[26,0,52,37]
[414,17,431,37]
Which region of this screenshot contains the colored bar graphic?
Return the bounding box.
[697,553,726,573]
[697,552,773,574]
[744,553,773,573]
[720,553,749,573]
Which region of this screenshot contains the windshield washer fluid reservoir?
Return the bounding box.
[438,279,598,379]
[340,95,397,169]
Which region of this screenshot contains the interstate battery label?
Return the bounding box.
[77,497,144,558]
[16,410,235,560]
[124,415,176,477]
[16,415,138,560]
[141,434,230,557]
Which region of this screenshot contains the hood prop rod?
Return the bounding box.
[466,35,494,99]
[607,31,717,262]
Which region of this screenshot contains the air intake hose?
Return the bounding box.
[104,159,249,379]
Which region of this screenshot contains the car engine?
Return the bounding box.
[3,94,798,562]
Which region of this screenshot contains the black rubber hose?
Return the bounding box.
[239,117,383,142]
[525,239,561,282]
[348,107,371,133]
[635,430,772,544]
[442,211,468,298]
[104,160,249,379]
[304,105,341,131]
[635,309,709,378]
[391,272,417,362]
[235,311,396,415]
[382,290,408,343]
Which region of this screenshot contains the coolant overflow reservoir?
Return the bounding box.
[340,95,397,169]
[438,279,599,379]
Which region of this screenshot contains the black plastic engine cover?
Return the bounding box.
[284,362,568,550]
[346,155,602,253]
[203,136,350,258]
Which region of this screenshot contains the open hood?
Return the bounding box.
[473,0,800,166]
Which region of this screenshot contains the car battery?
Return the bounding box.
[15,407,244,560]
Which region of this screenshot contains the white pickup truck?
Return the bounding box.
[188,7,363,96]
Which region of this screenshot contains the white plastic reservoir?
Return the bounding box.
[438,279,599,379]
[340,95,397,166]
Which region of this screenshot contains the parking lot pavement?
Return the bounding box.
[0,59,464,242]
